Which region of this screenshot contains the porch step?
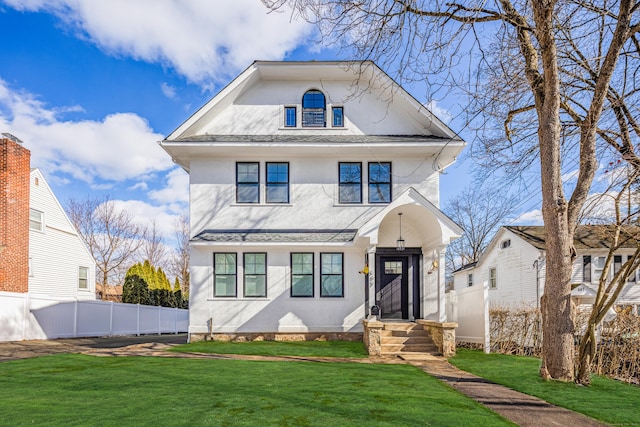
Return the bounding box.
[379,322,439,356]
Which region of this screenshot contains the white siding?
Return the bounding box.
[452,229,543,308]
[190,156,440,233]
[190,245,366,334]
[28,170,96,299]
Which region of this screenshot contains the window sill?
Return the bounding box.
[333,203,389,207]
[231,203,293,207]
[277,127,350,131]
[208,298,271,301]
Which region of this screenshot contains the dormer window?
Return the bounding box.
[302,90,326,127]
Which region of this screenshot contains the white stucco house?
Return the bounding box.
[160,61,465,343]
[28,168,96,299]
[452,225,640,313]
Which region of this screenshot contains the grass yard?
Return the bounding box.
[170,339,369,358]
[451,349,640,426]
[0,354,513,427]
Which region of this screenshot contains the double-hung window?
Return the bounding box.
[214,253,237,297]
[236,162,259,203]
[244,253,266,297]
[628,255,637,283]
[593,256,606,281]
[368,162,391,203]
[339,162,362,204]
[489,267,497,289]
[266,162,289,203]
[29,209,44,232]
[320,253,343,297]
[467,273,473,287]
[291,253,314,297]
[583,255,592,282]
[78,266,89,290]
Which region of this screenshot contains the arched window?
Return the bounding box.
[302,90,326,127]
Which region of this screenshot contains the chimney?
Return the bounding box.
[0,133,30,293]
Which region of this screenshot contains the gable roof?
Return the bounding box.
[505,225,640,250]
[165,60,462,142]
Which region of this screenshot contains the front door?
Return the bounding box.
[377,256,409,319]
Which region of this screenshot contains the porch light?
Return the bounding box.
[396,212,405,251]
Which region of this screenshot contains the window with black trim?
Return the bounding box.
[582,255,591,282]
[236,162,259,203]
[285,106,296,127]
[320,253,343,297]
[244,253,266,297]
[332,106,344,127]
[266,162,289,203]
[214,253,237,297]
[368,162,391,203]
[339,162,362,204]
[302,90,326,127]
[291,253,314,297]
[501,239,511,249]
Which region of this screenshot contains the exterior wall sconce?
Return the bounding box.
[396,212,405,251]
[359,264,370,275]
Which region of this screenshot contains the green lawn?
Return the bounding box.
[451,349,640,426]
[170,339,369,358]
[0,354,513,426]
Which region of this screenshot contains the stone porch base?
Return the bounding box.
[363,318,458,358]
[189,332,363,343]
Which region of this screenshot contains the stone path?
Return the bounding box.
[0,335,608,426]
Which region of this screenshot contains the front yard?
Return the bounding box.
[0,353,511,426]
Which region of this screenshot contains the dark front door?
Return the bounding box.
[377,256,409,319]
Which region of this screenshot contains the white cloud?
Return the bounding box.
[513,209,544,225]
[0,78,173,183]
[128,182,148,191]
[5,0,314,86]
[148,167,189,206]
[425,100,453,124]
[110,199,181,239]
[161,82,176,100]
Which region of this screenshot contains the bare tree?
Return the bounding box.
[445,184,518,273]
[140,219,167,268]
[265,0,640,382]
[169,214,190,294]
[67,196,147,288]
[576,167,640,383]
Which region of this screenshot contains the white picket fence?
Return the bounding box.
[445,284,490,353]
[0,291,188,342]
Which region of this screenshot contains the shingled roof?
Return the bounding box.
[192,229,358,243]
[505,225,640,250]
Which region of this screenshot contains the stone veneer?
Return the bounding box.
[363,318,458,358]
[189,332,363,343]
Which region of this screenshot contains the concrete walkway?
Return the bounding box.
[0,336,608,427]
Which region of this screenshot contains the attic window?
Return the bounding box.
[302,90,325,127]
[501,239,511,249]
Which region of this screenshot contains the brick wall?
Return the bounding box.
[0,137,31,293]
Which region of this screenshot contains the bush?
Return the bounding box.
[122,274,150,305]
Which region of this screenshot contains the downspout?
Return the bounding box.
[533,253,544,308]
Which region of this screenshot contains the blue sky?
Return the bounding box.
[0,0,518,238]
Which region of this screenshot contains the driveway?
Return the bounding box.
[0,334,188,362]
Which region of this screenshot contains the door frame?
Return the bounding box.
[375,248,422,320]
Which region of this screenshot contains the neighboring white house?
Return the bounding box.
[160,61,465,341]
[452,225,640,313]
[28,168,96,299]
